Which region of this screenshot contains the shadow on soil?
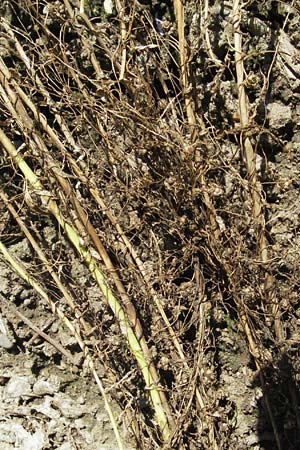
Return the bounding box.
[256,351,300,450]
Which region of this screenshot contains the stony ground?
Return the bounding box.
[0,255,133,450]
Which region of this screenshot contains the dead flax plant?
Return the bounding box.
[0,127,172,444]
[0,64,159,426]
[62,1,214,426]
[1,4,183,448]
[172,0,222,249]
[0,32,176,442]
[173,0,202,138]
[232,1,284,449]
[170,3,221,447]
[57,62,219,450]
[232,0,284,344]
[0,1,241,446]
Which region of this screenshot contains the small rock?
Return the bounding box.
[103,0,115,15]
[53,393,87,418]
[267,102,292,129]
[5,376,31,399]
[56,443,74,450]
[0,421,15,444]
[75,414,95,430]
[33,396,60,419]
[0,333,14,349]
[292,132,300,143]
[0,422,46,450]
[33,378,59,395]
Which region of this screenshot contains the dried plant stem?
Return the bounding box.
[2,296,79,366]
[232,2,282,449]
[115,0,128,80]
[232,0,264,225]
[232,0,283,340]
[203,0,222,67]
[173,0,203,136]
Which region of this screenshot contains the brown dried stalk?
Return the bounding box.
[2,295,79,367]
[173,0,203,137]
[232,1,283,448]
[232,0,283,341]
